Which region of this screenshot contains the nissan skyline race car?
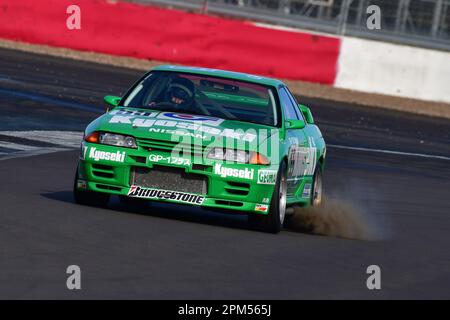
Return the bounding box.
[73,65,326,233]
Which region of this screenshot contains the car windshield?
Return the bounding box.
[122,71,279,126]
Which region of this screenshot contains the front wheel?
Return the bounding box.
[73,167,109,207]
[248,161,287,234]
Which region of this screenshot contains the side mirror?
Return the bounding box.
[298,104,314,124]
[285,119,306,130]
[104,95,121,108]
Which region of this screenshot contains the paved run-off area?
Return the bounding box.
[0,47,450,298]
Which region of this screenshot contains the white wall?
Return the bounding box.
[335,37,450,104]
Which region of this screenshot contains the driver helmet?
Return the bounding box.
[165,77,195,108]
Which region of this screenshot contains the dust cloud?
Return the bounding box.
[287,197,389,241]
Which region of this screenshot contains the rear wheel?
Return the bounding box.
[311,166,323,207]
[73,167,109,207]
[249,161,287,234]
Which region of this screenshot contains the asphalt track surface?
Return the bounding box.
[0,48,450,299]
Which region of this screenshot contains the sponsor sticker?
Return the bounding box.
[302,183,312,198]
[128,186,205,205]
[255,204,269,212]
[157,112,225,126]
[77,179,87,190]
[87,147,125,162]
[108,110,256,142]
[148,154,190,166]
[110,109,158,117]
[214,163,254,180]
[257,169,277,185]
[149,127,207,140]
[80,146,88,160]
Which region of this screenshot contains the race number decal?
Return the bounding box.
[304,137,317,176]
[288,137,317,179]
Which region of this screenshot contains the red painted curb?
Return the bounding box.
[0,0,340,83]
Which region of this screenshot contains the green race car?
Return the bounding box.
[74,65,326,233]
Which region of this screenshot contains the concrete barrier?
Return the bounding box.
[335,37,450,104]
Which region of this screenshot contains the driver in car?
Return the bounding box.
[148,77,195,111]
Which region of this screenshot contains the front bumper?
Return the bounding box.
[76,142,278,214]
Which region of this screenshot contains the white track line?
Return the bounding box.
[0,131,83,148]
[0,131,81,161]
[0,148,66,161]
[0,141,41,151]
[328,144,450,161]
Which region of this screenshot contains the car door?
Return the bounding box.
[278,86,309,196]
[285,87,320,178]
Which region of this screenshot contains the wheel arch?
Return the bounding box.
[317,153,325,172]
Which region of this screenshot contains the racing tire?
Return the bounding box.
[73,167,109,207]
[311,166,323,207]
[248,161,287,234]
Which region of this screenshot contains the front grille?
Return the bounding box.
[136,137,206,155]
[131,166,207,194]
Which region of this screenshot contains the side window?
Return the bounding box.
[285,87,306,122]
[278,87,299,120]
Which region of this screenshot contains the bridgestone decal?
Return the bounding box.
[127,186,205,205]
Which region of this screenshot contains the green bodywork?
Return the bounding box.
[76,65,326,214]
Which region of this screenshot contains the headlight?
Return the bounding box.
[84,132,137,148]
[100,132,137,148]
[207,148,269,165]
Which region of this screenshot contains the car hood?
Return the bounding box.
[87,107,278,150]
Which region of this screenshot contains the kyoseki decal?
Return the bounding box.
[214,163,254,180]
[108,111,256,142]
[87,147,125,162]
